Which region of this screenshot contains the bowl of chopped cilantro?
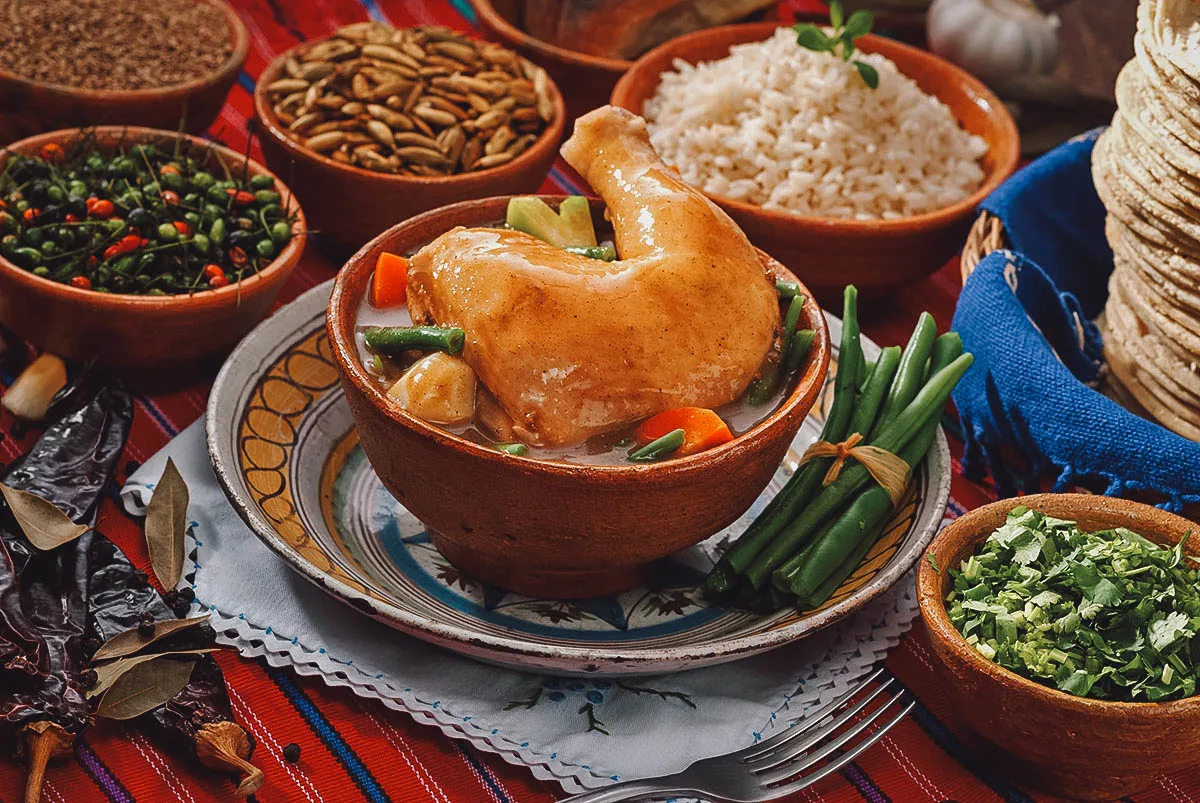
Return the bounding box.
[917,494,1200,800]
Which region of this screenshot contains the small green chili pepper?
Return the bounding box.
[493,443,528,456]
[160,171,185,192]
[254,189,281,205]
[156,222,179,242]
[256,239,277,260]
[209,218,227,245]
[45,185,65,203]
[249,174,275,190]
[192,172,216,190]
[207,184,230,204]
[269,221,291,244]
[32,266,50,277]
[192,233,211,255]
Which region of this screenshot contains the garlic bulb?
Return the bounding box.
[927,0,1060,84]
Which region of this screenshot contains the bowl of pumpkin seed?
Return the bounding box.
[253,22,566,248]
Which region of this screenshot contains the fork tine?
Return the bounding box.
[742,675,897,766]
[760,698,915,797]
[736,667,888,762]
[751,687,909,784]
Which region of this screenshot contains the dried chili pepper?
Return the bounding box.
[0,382,132,802]
[87,536,263,795]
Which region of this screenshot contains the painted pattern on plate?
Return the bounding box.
[233,325,924,648]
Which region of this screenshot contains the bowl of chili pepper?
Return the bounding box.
[0,126,306,375]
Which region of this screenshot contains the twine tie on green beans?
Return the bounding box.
[797,432,910,505]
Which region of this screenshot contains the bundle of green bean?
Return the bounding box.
[702,286,973,612]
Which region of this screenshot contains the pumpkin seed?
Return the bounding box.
[264,24,554,175]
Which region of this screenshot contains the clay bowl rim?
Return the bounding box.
[610,22,1020,238]
[326,193,832,481]
[252,33,567,187]
[917,493,1200,716]
[468,0,632,74]
[0,0,249,102]
[0,126,306,312]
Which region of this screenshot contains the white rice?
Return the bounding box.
[643,28,989,220]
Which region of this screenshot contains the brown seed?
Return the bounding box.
[474,150,515,170]
[441,126,467,166]
[356,150,397,172]
[395,146,453,170]
[469,109,508,130]
[285,56,304,79]
[306,39,358,62]
[408,163,446,177]
[422,95,467,119]
[367,104,415,131]
[465,93,490,113]
[418,66,452,78]
[362,44,422,71]
[399,41,427,61]
[412,116,436,137]
[307,120,344,136]
[335,22,378,41]
[413,106,457,127]
[507,88,537,106]
[372,79,411,100]
[461,137,483,170]
[490,97,517,113]
[316,94,349,110]
[298,61,335,82]
[402,81,425,112]
[474,70,512,83]
[341,101,366,116]
[351,73,372,100]
[431,41,478,64]
[393,132,442,149]
[276,90,307,114]
[267,78,310,94]
[276,110,296,126]
[306,131,345,152]
[331,149,352,164]
[289,112,323,132]
[510,106,539,124]
[366,119,395,148]
[363,60,420,80]
[484,126,514,156]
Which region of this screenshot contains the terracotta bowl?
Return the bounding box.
[917,493,1200,800]
[327,195,831,599]
[470,0,631,128]
[0,127,305,376]
[0,0,248,145]
[610,23,1020,293]
[253,34,566,249]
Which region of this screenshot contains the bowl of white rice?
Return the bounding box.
[611,23,1018,291]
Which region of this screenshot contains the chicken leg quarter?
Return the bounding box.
[406,105,781,446]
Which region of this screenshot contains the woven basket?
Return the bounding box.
[959,211,1006,285]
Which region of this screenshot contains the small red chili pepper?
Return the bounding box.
[88,199,115,219]
[69,275,92,290]
[85,197,98,212]
[229,246,248,268]
[160,164,180,175]
[0,199,8,210]
[22,208,38,223]
[88,255,98,266]
[208,274,230,289]
[161,190,180,206]
[226,188,255,206]
[139,238,150,248]
[172,220,191,236]
[102,234,145,260]
[202,263,225,280]
[64,213,79,223]
[39,143,65,162]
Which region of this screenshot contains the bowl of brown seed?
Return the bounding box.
[0,0,249,145]
[254,23,566,248]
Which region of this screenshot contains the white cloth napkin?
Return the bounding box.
[121,419,923,793]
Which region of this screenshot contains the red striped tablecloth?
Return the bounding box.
[1,1,1197,801]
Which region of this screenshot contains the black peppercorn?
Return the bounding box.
[80,668,98,687]
[138,612,155,636]
[178,587,195,603]
[282,743,301,763]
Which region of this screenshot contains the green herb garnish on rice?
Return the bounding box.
[947,507,1200,702]
[793,0,879,88]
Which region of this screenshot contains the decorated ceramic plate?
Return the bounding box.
[207,281,951,675]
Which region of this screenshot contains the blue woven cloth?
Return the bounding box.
[951,130,1200,510]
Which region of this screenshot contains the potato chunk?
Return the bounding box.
[387,352,477,425]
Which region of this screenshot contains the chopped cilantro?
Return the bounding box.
[946,509,1200,702]
[927,553,940,574]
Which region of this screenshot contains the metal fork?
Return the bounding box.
[560,667,913,803]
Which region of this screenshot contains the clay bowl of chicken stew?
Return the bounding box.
[328,105,830,599]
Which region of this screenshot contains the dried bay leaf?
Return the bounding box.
[95,656,197,720]
[88,649,216,699]
[0,483,88,550]
[146,458,189,590]
[92,614,211,662]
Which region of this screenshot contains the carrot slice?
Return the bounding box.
[635,407,734,456]
[372,252,409,308]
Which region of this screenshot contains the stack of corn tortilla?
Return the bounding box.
[1094,0,1200,441]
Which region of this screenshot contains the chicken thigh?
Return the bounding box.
[406,105,781,446]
